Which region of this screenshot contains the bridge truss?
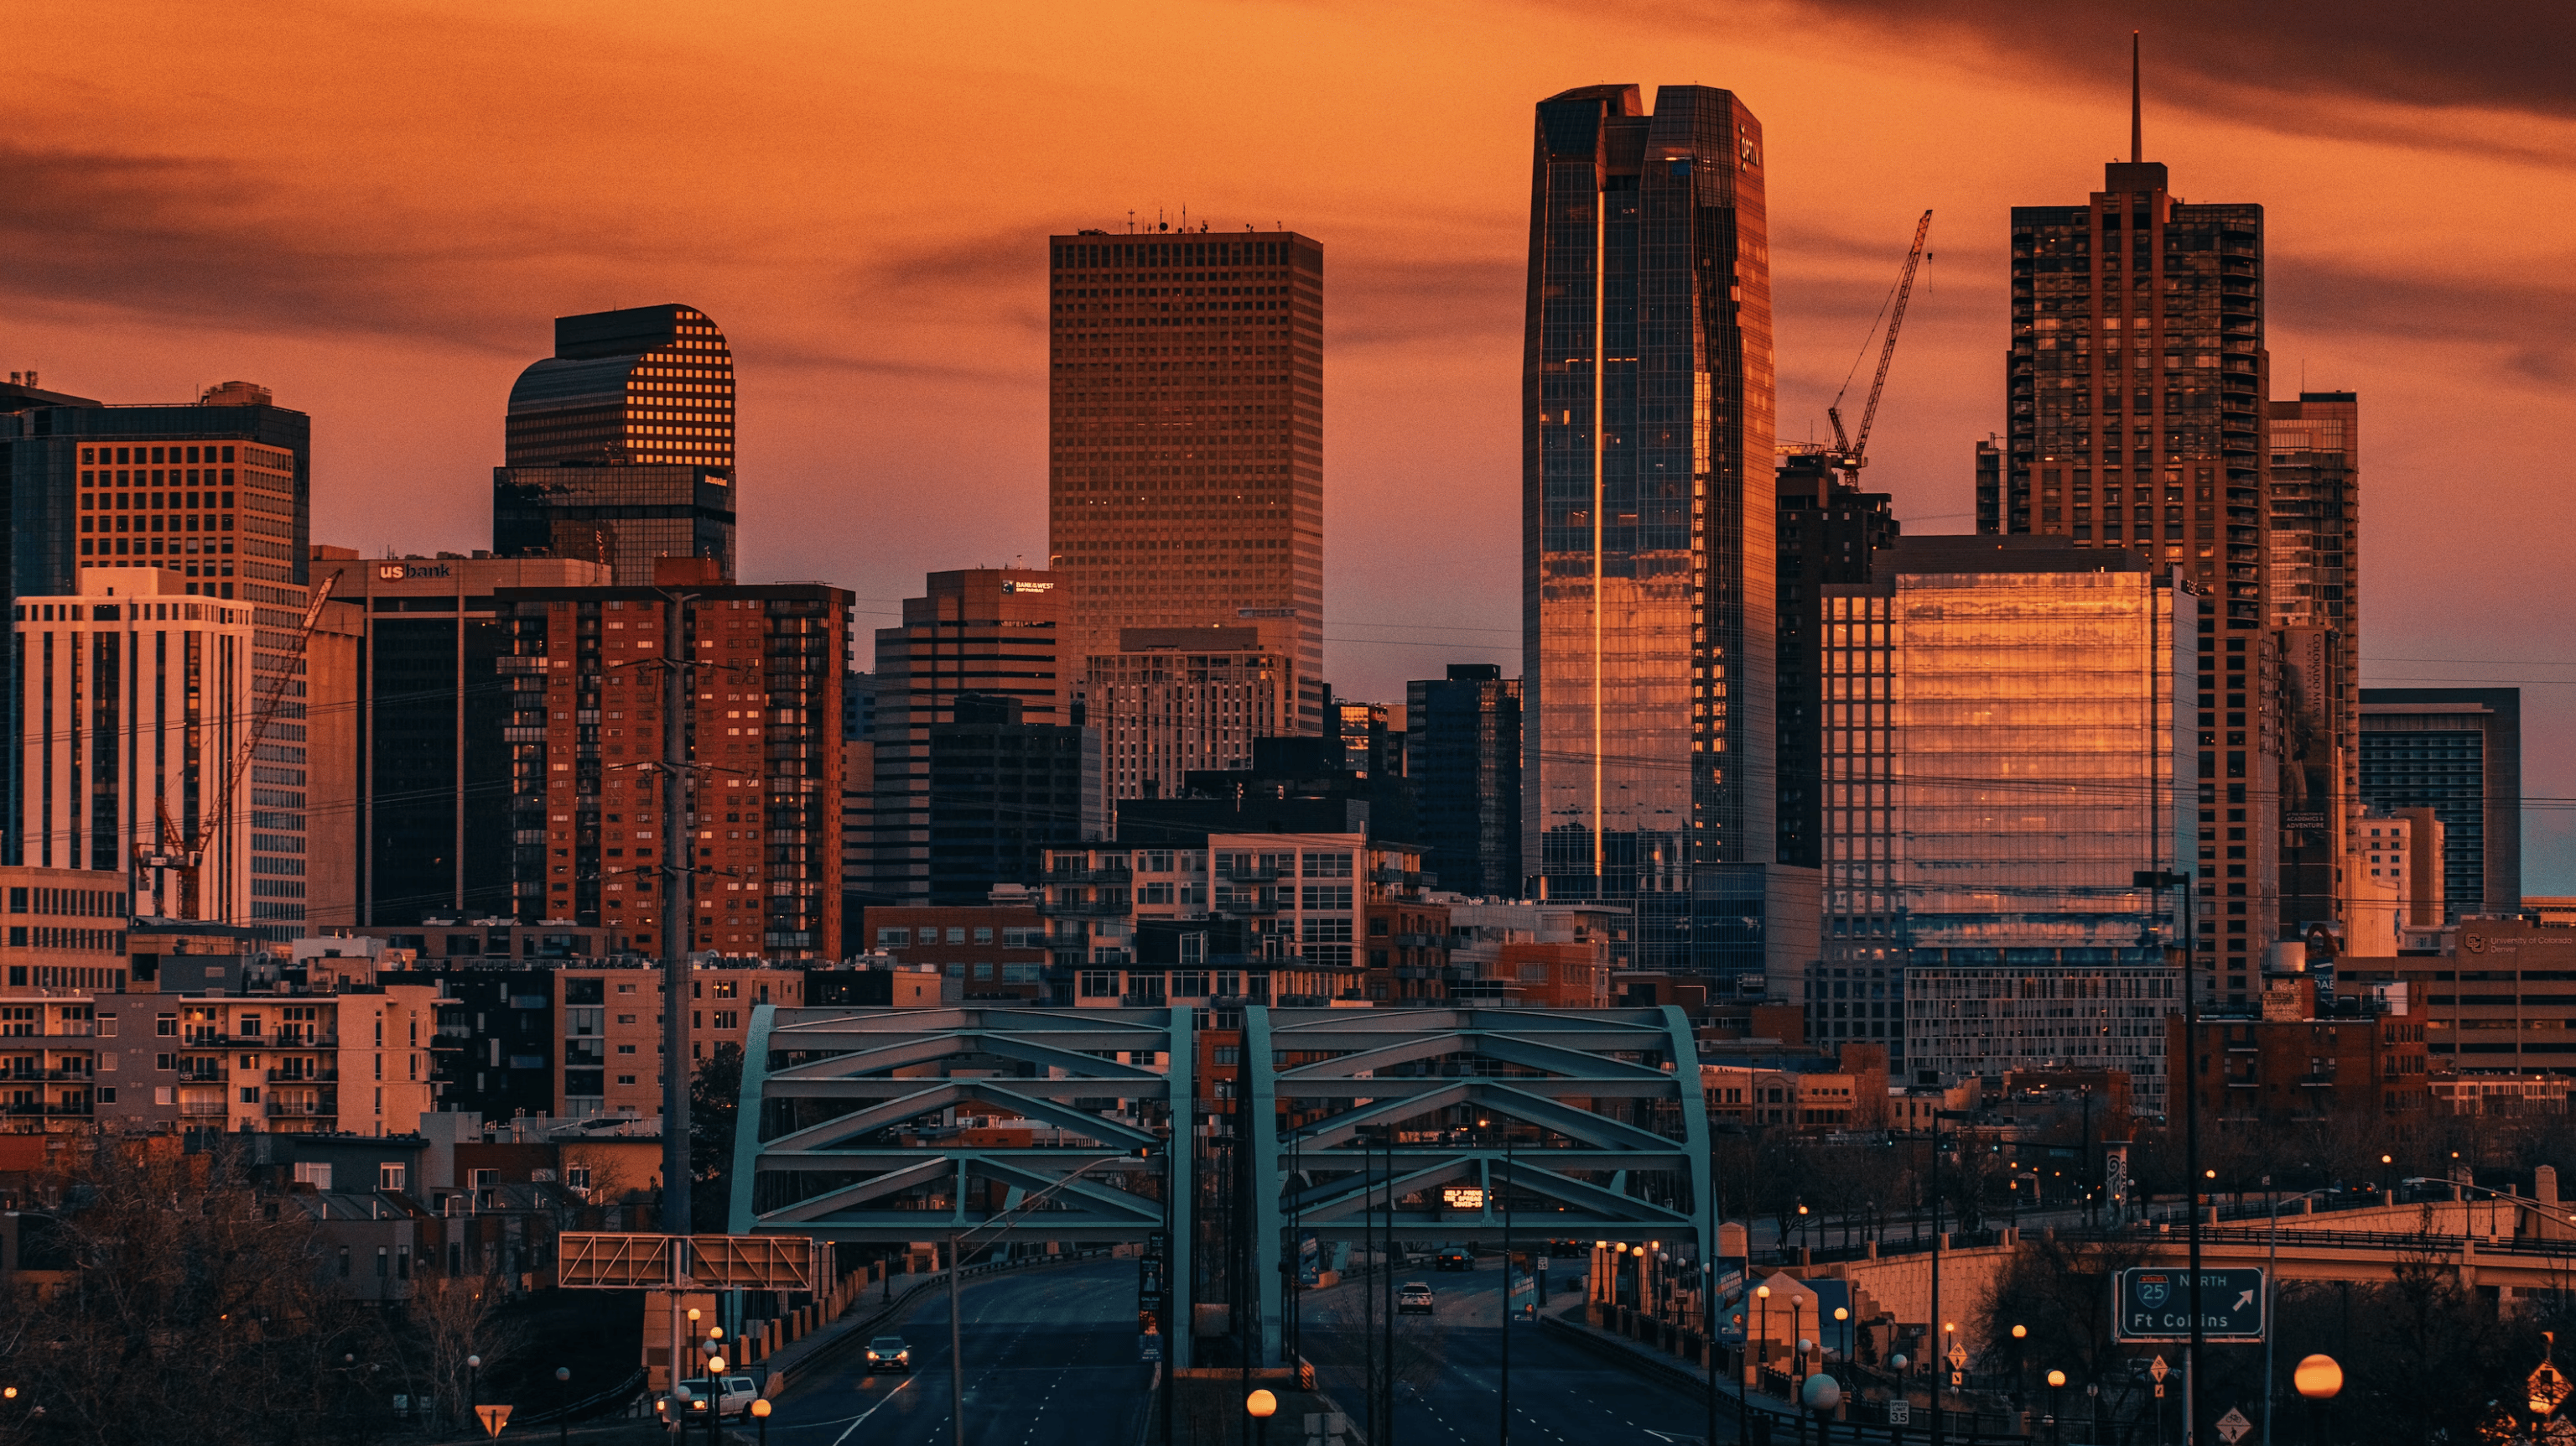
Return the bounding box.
[733,1002,1711,1368]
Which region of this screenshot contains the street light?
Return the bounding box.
[1834,1305,1851,1366]
[751,1397,772,1446]
[2294,1354,2343,1446]
[555,1366,572,1446]
[1756,1283,1772,1386]
[1247,1388,1278,1446]
[2046,1370,2067,1446]
[2262,1188,2339,1446]
[1801,1371,1842,1446]
[466,1353,482,1423]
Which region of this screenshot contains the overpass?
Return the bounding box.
[727,1003,1716,1365]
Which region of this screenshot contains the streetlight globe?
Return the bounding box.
[2012,1324,2028,1339]
[1246,1389,1279,1419]
[1800,1374,1843,1412]
[1757,1285,1771,1300]
[751,1400,772,1419]
[709,1326,725,1340]
[1835,1307,1849,1322]
[707,1356,726,1374]
[468,1355,482,1370]
[1890,1355,1909,1371]
[1799,1339,1815,1355]
[2048,1370,2067,1389]
[688,1308,703,1323]
[556,1367,571,1383]
[1798,1204,1809,1216]
[2294,1355,2345,1401]
[3,1388,15,1400]
[2381,1155,2393,1166]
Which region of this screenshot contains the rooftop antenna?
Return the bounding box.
[2131,30,2142,163]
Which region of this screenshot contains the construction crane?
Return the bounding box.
[135,569,342,921]
[1825,208,1934,484]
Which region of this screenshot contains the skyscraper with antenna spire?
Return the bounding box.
[1982,34,2283,1004]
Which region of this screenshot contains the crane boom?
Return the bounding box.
[1825,208,1933,478]
[137,570,341,920]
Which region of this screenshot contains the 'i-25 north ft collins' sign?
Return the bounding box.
[2114,1267,2267,1342]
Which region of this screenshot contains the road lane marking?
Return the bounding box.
[826,1374,916,1446]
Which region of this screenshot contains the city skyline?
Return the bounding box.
[5,3,2572,886]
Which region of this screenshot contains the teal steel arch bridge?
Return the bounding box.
[729,1003,1712,1368]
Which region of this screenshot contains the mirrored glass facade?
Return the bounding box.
[1811,539,2195,1065]
[1522,83,1795,981]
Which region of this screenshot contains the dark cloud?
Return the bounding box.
[1785,0,2576,120]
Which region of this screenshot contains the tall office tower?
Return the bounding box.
[491,304,737,584]
[923,694,1104,905]
[1327,696,1400,779]
[305,547,612,925]
[1089,627,1292,801]
[865,570,1072,904]
[1522,83,1808,984]
[3,381,315,933]
[1405,664,1523,898]
[13,570,256,920]
[1774,450,1898,871]
[1046,229,1325,734]
[1989,78,2277,991]
[1816,538,2197,1068]
[2360,688,2521,920]
[494,572,849,957]
[2267,392,2360,933]
[1987,104,2268,620]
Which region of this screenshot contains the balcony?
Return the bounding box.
[1219,866,1282,884]
[1041,897,1131,918]
[179,1102,229,1117]
[267,1068,340,1083]
[267,1100,336,1118]
[1048,866,1134,886]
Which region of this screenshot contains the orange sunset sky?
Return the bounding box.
[9,0,2574,886]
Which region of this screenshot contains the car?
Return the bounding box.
[657,1376,760,1422]
[865,1335,914,1373]
[1435,1246,1474,1272]
[1397,1282,1436,1316]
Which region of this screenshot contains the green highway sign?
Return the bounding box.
[2115,1267,2266,1342]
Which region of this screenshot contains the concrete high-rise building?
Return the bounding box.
[1522,82,1806,984]
[864,570,1072,904]
[1774,450,1898,872]
[1045,230,1324,734]
[1405,664,1522,900]
[13,570,257,921]
[1985,102,2269,623]
[1088,627,1292,803]
[2267,393,2360,934]
[2360,688,2521,920]
[493,573,849,958]
[492,304,736,584]
[303,547,613,926]
[1819,538,2199,1064]
[3,381,315,931]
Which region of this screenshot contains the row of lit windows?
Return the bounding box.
[79,445,242,467]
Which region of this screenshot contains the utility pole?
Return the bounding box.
[659,589,699,1238]
[2138,867,2198,1445]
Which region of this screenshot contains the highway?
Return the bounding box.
[1294,1259,1742,1446]
[760,1256,1155,1446]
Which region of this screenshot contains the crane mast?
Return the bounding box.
[133,570,342,921]
[1826,208,1934,485]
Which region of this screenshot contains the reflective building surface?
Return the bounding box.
[1815,538,2196,1063]
[492,304,737,584]
[1046,231,1324,734]
[1521,82,1800,982]
[2359,687,2521,920]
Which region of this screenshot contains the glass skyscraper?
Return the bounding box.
[1522,83,1803,983]
[491,304,737,584]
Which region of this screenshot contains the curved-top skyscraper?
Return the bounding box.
[491,303,737,583]
[1522,82,1807,985]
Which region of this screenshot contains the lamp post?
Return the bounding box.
[1757,1285,1772,1391]
[1244,1387,1279,1446]
[1802,1371,1842,1446]
[2010,1324,2028,1402]
[2293,1355,2340,1446]
[1833,1306,1850,1371]
[2137,865,2197,1445]
[2047,1370,2067,1446]
[1789,1295,1806,1388]
[706,1349,728,1446]
[466,1352,482,1429]
[2261,1188,2334,1446]
[555,1365,572,1446]
[751,1397,772,1446]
